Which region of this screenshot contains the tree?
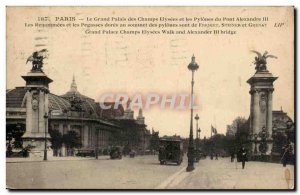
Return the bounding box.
[209,134,227,154]
[6,124,25,149]
[224,117,250,155]
[62,131,82,156]
[228,117,250,151]
[227,117,248,136]
[201,136,209,154]
[49,129,63,156]
[272,132,287,155]
[224,135,236,155]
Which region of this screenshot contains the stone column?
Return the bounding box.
[59,123,64,135]
[80,125,84,146]
[267,89,273,137]
[21,71,53,157]
[63,124,68,135]
[38,89,45,133]
[266,89,273,155]
[253,89,260,134]
[88,127,91,147]
[45,91,49,114]
[83,125,89,148]
[25,90,33,135]
[91,128,95,148]
[247,69,277,159]
[249,93,254,133]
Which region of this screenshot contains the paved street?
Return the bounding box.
[6,155,294,189]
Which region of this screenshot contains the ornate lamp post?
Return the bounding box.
[194,114,200,162]
[43,112,48,161]
[195,114,199,147]
[186,55,199,172]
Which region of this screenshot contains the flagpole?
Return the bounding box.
[214,115,217,135]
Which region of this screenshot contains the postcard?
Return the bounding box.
[6,6,295,190]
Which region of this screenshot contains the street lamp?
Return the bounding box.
[197,128,201,152]
[43,112,48,161]
[194,114,200,162]
[186,55,199,172]
[195,114,200,142]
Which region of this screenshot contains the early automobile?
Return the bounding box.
[158,137,183,165]
[76,149,95,157]
[129,149,136,158]
[110,146,122,159]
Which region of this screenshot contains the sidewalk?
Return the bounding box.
[6,155,110,163]
[164,158,295,189]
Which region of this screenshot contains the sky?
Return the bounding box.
[6,7,294,138]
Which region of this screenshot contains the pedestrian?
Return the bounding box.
[210,153,214,160]
[234,153,237,169]
[6,144,13,157]
[22,147,29,158]
[239,146,248,169]
[281,141,293,167]
[215,153,218,160]
[230,152,235,162]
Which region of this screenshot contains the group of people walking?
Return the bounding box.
[228,142,294,169]
[210,153,219,160]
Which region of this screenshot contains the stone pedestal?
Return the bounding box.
[21,71,53,156]
[247,70,277,156]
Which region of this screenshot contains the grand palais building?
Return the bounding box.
[6,70,152,156]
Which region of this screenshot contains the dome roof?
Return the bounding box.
[49,93,70,112]
[7,77,105,118]
[6,87,70,112]
[6,87,27,108]
[60,76,98,116]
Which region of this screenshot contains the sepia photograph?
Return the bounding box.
[5,6,295,190]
